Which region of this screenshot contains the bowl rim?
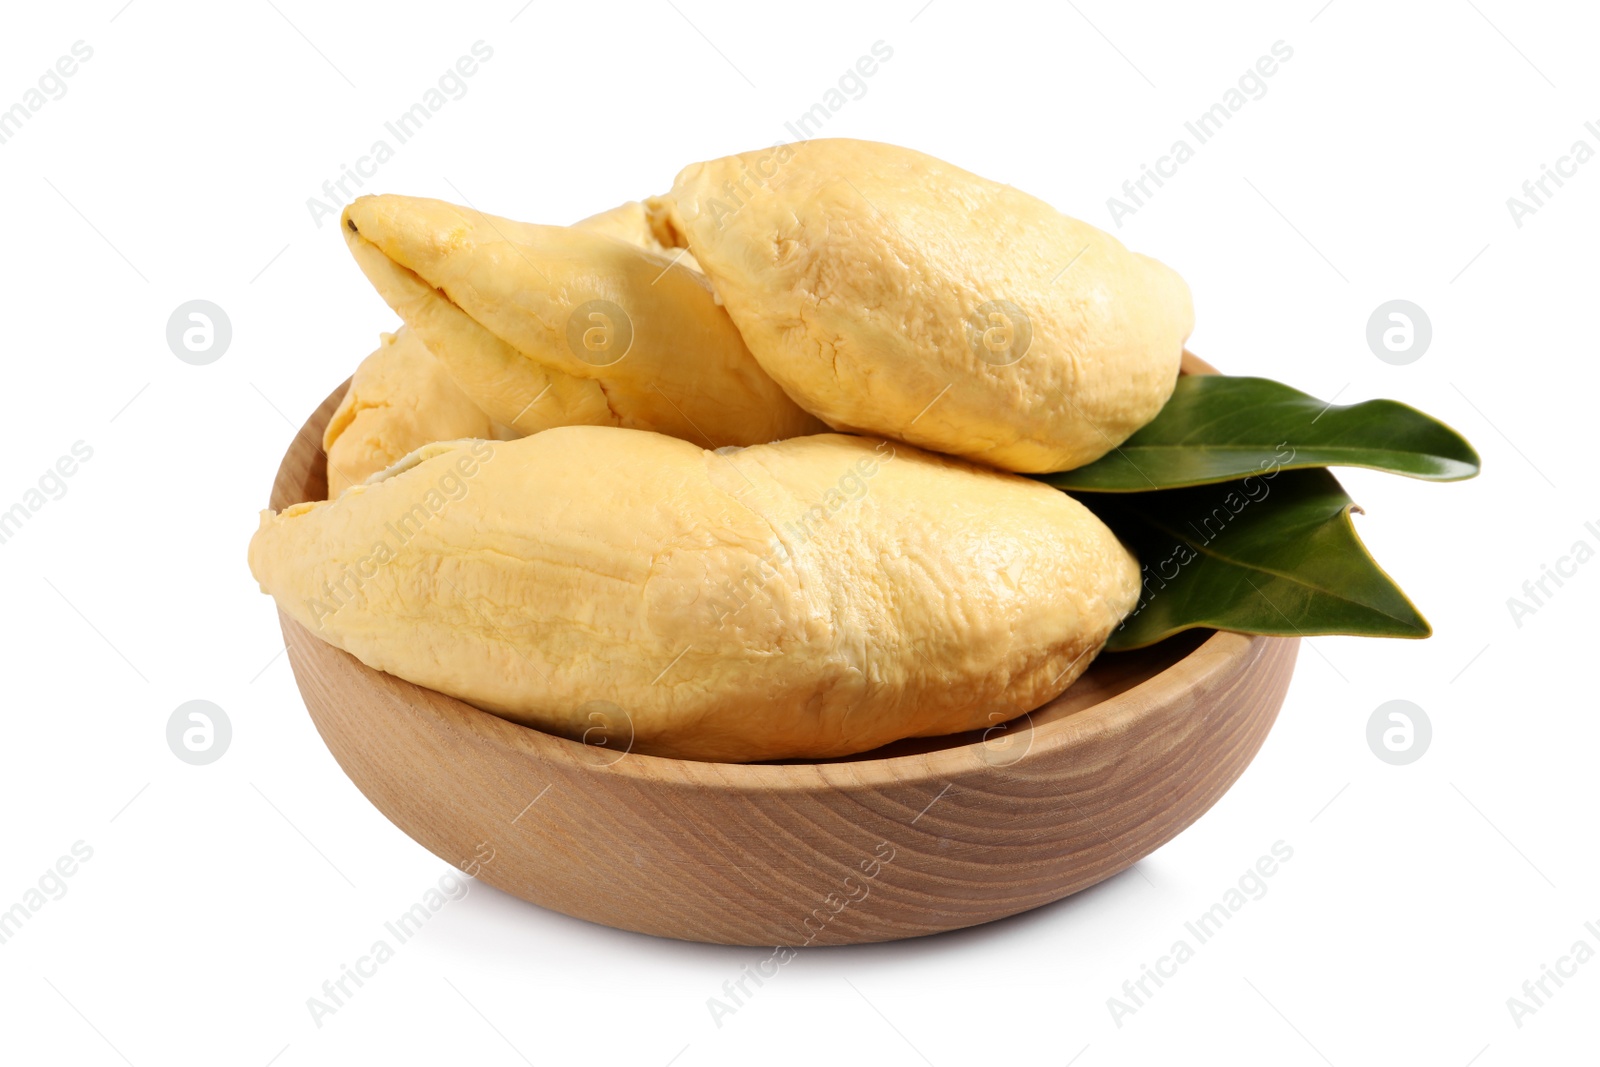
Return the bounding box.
[284,610,1257,794]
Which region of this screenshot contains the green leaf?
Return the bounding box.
[1043,375,1481,491]
[1074,468,1432,651]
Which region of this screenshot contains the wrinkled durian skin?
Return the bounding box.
[322,328,514,497]
[341,194,823,446]
[249,428,1140,763]
[653,139,1195,474]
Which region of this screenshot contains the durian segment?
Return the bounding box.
[341,194,822,446]
[322,327,514,498]
[650,138,1194,473]
[250,427,1140,763]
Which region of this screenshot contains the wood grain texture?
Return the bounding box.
[268,353,1299,946]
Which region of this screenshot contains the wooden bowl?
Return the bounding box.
[270,367,1298,947]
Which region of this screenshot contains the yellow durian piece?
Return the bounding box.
[341,194,822,446]
[250,428,1139,763]
[649,138,1194,473]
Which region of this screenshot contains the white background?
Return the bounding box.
[1,1,1595,1064]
